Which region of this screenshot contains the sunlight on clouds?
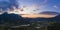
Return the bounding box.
[21,14,57,18]
[0,0,60,18]
[20,4,45,14]
[0,6,58,18]
[22,5,37,10]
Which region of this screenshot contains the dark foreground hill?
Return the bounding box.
[0,12,29,26]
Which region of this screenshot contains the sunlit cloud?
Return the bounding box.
[6,4,44,14]
[21,14,57,18]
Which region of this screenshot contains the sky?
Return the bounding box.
[0,0,60,14]
[17,0,60,14]
[0,0,60,18]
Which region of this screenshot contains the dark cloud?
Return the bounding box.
[0,0,19,11]
[39,11,59,15]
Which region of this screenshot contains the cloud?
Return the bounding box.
[42,0,48,4]
[0,0,19,11]
[53,5,58,9]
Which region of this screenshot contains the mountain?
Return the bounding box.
[0,12,60,25]
[0,12,29,25]
[50,14,60,21]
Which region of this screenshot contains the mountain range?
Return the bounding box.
[0,11,60,25]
